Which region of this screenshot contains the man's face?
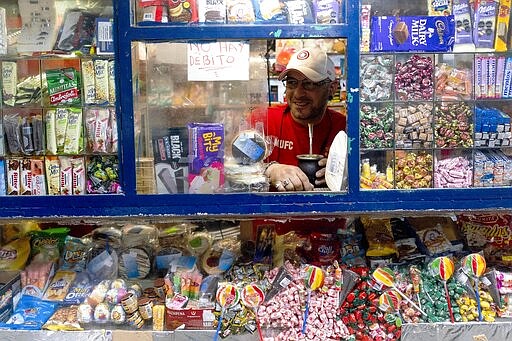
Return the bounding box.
[284,70,334,126]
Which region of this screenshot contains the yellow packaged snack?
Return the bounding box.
[0,237,31,270]
[361,217,398,258]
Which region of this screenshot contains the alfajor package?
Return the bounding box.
[313,0,340,24]
[252,0,287,23]
[284,0,315,24]
[168,0,199,23]
[370,15,456,52]
[197,0,226,23]
[188,123,224,194]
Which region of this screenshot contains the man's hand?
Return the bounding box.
[264,162,314,191]
[314,157,327,187]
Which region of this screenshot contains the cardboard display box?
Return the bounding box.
[0,271,21,322]
[165,307,215,330]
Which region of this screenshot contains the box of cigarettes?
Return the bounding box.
[188,123,224,194]
[152,127,189,194]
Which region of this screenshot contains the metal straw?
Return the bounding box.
[308,123,313,155]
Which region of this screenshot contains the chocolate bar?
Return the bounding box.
[393,21,409,45]
[370,15,456,52]
[473,0,499,50]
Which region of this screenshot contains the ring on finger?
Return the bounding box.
[282,179,290,187]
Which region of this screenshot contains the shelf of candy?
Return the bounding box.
[434,57,473,101]
[394,150,433,189]
[360,54,394,102]
[433,150,473,188]
[394,54,434,102]
[134,0,347,25]
[1,59,41,107]
[360,103,394,150]
[359,152,394,190]
[394,102,434,149]
[473,149,512,188]
[434,101,473,148]
[474,105,512,148]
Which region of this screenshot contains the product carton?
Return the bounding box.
[188,123,224,193]
[0,271,21,322]
[153,127,189,194]
[165,307,215,330]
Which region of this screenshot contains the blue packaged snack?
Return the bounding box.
[370,15,456,52]
[0,295,58,330]
[251,0,288,23]
[64,271,94,305]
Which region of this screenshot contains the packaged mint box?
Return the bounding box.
[370,15,456,52]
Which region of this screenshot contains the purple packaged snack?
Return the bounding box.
[496,56,506,98]
[473,0,499,50]
[188,123,224,194]
[313,0,339,24]
[370,15,456,52]
[453,0,475,47]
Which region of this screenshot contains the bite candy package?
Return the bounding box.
[188,123,224,194]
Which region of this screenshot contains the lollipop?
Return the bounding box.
[409,266,422,309]
[462,253,487,321]
[302,265,325,334]
[241,284,265,341]
[378,289,402,313]
[429,256,455,323]
[214,283,240,341]
[372,267,426,316]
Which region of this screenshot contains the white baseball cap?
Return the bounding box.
[278,47,335,82]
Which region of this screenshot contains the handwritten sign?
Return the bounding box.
[187,41,250,81]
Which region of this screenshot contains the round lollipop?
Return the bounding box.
[429,256,455,323]
[462,253,487,321]
[241,284,265,341]
[302,265,325,334]
[372,267,426,316]
[378,289,402,313]
[214,283,240,341]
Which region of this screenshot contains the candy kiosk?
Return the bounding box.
[2,0,512,340]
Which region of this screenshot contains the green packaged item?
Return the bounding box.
[29,227,70,262]
[45,68,81,106]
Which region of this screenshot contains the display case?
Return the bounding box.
[2,0,512,220]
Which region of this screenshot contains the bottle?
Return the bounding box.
[361,158,370,179]
[21,118,34,153]
[386,164,394,183]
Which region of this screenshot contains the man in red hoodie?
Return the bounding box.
[264,47,346,191]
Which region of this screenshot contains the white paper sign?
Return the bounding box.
[187,41,250,81]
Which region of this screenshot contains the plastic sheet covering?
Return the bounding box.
[173,330,256,341]
[0,330,111,341]
[112,330,256,341]
[0,330,258,341]
[402,322,512,341]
